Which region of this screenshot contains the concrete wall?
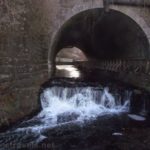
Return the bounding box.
[0,0,49,127]
[0,0,150,128]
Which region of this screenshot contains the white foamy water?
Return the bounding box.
[0,86,131,147]
[39,86,130,125]
[17,86,130,132]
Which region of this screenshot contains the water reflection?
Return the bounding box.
[56,65,81,78]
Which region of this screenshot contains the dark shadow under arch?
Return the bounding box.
[50,8,150,64]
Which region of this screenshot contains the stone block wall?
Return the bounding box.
[0,0,150,128]
[0,0,49,128]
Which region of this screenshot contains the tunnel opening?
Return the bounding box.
[55,47,87,78]
[50,8,150,60]
[55,47,88,63]
[49,8,150,78]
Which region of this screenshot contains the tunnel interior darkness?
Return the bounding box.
[50,8,150,63]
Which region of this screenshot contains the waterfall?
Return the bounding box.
[0,84,131,148]
[39,86,130,126]
[15,85,131,132]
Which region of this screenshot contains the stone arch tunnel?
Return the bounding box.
[50,8,150,87]
[51,8,150,61]
[0,0,150,128]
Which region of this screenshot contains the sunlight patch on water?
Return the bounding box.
[56,65,80,78]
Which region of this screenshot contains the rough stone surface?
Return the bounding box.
[0,0,150,128]
[0,0,49,128]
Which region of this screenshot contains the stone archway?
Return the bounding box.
[48,8,150,76]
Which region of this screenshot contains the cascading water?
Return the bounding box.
[0,83,132,150]
[39,86,130,126]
